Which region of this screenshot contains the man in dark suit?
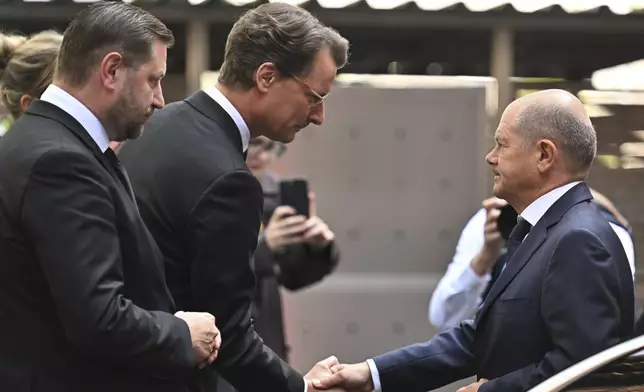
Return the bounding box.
[0,3,220,392]
[312,89,635,392]
[117,3,349,392]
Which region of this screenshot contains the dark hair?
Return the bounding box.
[218,2,349,90]
[0,30,62,119]
[56,1,174,86]
[516,103,597,174]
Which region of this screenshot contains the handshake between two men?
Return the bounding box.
[172,309,371,391]
[306,358,374,392]
[306,357,487,392]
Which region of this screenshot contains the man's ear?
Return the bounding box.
[255,62,278,93]
[99,51,126,92]
[536,139,556,174]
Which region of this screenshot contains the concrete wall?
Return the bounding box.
[272,76,495,391]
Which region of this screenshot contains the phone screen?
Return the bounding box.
[497,204,518,241]
[279,178,309,217]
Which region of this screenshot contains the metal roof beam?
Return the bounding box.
[3,4,644,32]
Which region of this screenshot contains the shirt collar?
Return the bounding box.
[40,84,110,153]
[520,181,582,226]
[203,86,251,152]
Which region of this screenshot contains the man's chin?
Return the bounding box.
[491,183,503,198]
[282,130,298,144]
[125,126,144,140]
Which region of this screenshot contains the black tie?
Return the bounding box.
[104,148,136,201]
[243,149,248,160]
[504,216,532,264]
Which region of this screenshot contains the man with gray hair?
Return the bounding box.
[118,3,349,392]
[312,89,635,392]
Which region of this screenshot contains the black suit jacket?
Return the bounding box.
[0,100,195,392]
[118,91,305,392]
[373,183,634,392]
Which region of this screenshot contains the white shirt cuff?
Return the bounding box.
[366,359,382,392]
[303,377,308,392]
[463,264,491,288]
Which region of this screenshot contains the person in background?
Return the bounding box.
[428,187,635,332]
[247,136,339,361]
[0,108,10,136]
[0,30,62,121]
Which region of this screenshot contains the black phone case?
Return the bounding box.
[279,179,309,217]
[497,204,519,241]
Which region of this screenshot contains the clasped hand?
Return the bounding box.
[174,311,221,368]
[305,357,374,392]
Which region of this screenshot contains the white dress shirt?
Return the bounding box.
[40,84,110,152]
[428,184,636,332]
[369,182,636,391]
[203,86,251,152]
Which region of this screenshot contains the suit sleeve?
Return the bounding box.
[373,320,477,391]
[270,241,340,292]
[187,170,304,392]
[480,229,627,392]
[21,150,195,374]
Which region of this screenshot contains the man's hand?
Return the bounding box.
[311,361,374,392]
[457,378,488,392]
[174,311,221,368]
[304,356,346,392]
[264,206,308,251]
[470,197,507,276]
[265,192,335,251]
[302,192,335,250]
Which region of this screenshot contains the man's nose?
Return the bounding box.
[308,102,325,126]
[486,150,496,165]
[153,86,165,109]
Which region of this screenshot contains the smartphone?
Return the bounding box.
[279,178,309,217]
[497,204,519,241]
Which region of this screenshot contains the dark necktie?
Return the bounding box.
[243,149,248,160]
[504,216,532,265]
[104,148,136,201]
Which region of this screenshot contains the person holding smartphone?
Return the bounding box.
[429,189,634,332]
[247,136,339,362]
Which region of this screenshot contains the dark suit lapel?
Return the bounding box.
[184,90,245,157]
[476,224,546,323]
[25,100,122,184]
[475,183,594,324]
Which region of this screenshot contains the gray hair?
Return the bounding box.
[218,2,349,90]
[515,103,597,175]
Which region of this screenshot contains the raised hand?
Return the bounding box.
[302,192,335,250]
[311,361,374,392]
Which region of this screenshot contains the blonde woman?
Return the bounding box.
[0,30,62,120]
